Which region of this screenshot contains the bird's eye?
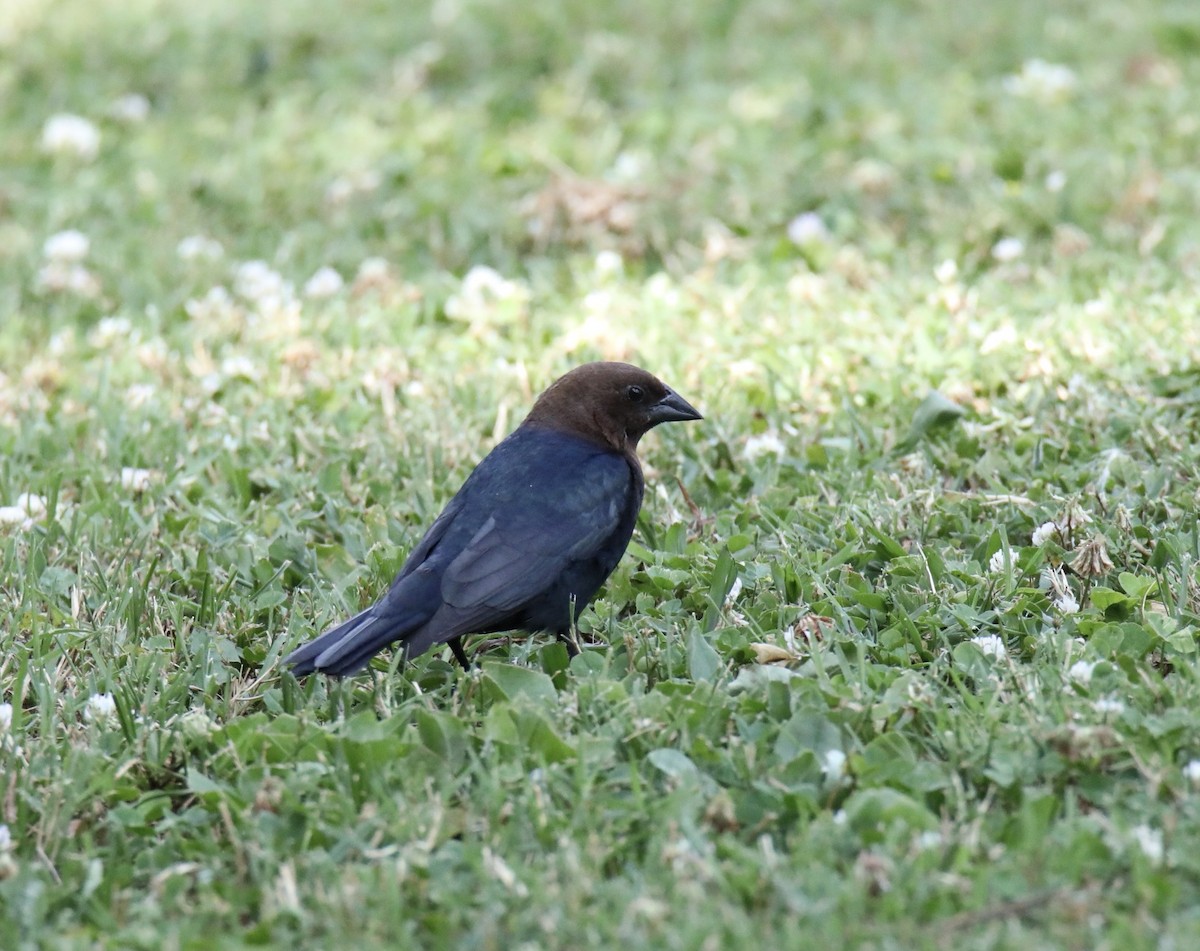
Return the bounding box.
[626,384,646,403]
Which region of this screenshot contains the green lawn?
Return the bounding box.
[4,0,1200,947]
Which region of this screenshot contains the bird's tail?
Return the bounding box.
[287,566,445,676]
[286,606,425,677]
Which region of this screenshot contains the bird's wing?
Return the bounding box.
[389,491,467,585]
[438,444,633,616]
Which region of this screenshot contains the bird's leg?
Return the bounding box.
[449,637,472,670]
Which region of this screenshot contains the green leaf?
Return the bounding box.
[515,710,575,763]
[1117,572,1156,600]
[340,711,401,743]
[415,710,468,766]
[687,630,722,682]
[858,733,916,787]
[1164,628,1198,654]
[1089,587,1130,612]
[844,788,937,839]
[907,390,965,442]
[774,711,842,764]
[864,523,907,561]
[483,705,520,745]
[1117,622,1153,657]
[38,566,77,599]
[647,748,700,781]
[221,713,325,765]
[481,662,558,704]
[707,548,738,605]
[186,769,227,799]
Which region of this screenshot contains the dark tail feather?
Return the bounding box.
[285,608,375,676]
[287,571,444,677]
[287,608,427,677]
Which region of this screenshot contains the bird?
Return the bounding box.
[286,361,701,677]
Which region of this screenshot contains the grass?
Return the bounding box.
[4,0,1200,946]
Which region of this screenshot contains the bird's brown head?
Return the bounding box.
[524,362,702,453]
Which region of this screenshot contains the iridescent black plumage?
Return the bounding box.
[286,362,701,677]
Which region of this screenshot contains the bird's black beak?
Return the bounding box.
[648,388,703,426]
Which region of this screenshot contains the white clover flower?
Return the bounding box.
[83,693,117,724]
[1044,565,1081,614]
[1067,660,1096,684]
[0,494,48,531]
[234,260,291,306]
[594,249,623,276]
[41,114,101,160]
[43,230,90,263]
[88,317,133,348]
[1053,590,1080,614]
[120,467,155,493]
[744,432,786,461]
[991,237,1025,262]
[914,830,943,851]
[324,178,355,206]
[36,262,100,298]
[971,634,1007,659]
[786,271,827,302]
[1003,59,1078,101]
[176,235,224,262]
[184,286,236,322]
[0,703,11,734]
[787,212,829,246]
[48,331,74,355]
[1131,824,1164,863]
[220,355,255,379]
[981,324,1018,354]
[355,257,390,283]
[109,93,150,123]
[988,549,1008,573]
[234,260,279,294]
[125,383,157,408]
[645,271,680,306]
[1093,697,1124,716]
[821,748,847,780]
[0,507,28,528]
[848,158,897,194]
[934,259,958,284]
[610,151,647,183]
[323,169,382,206]
[1032,521,1058,546]
[1183,760,1200,784]
[303,266,344,299]
[445,265,527,326]
[15,494,46,520]
[1045,170,1067,192]
[0,825,10,852]
[581,289,613,317]
[460,265,519,301]
[727,359,761,381]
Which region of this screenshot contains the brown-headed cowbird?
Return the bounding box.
[286,362,701,676]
